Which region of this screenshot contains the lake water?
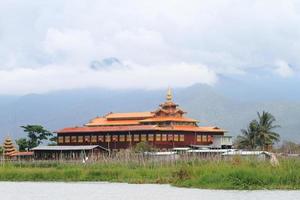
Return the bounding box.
[0,182,299,200]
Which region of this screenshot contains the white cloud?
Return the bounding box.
[43,28,96,65]
[0,0,299,94]
[44,28,93,55]
[274,60,294,78]
[0,62,217,95]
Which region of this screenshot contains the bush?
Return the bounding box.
[173,167,191,181]
[134,142,154,153]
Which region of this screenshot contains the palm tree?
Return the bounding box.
[236,111,280,150]
[256,111,280,150]
[236,120,259,149]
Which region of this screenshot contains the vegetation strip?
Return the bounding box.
[0,159,299,190]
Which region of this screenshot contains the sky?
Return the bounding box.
[0,0,300,95]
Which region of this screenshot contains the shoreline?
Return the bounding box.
[0,181,298,191]
[0,159,299,190]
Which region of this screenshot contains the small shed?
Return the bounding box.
[211,135,233,149]
[187,149,235,158]
[31,145,109,160]
[143,151,178,161]
[222,150,272,160]
[172,147,190,154]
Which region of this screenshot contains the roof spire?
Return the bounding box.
[166,88,173,102]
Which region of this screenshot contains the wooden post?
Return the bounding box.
[129,131,132,148]
[91,148,94,162]
[107,133,111,156]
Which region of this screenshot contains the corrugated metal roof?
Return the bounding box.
[144,152,177,156]
[31,145,102,151]
[188,149,234,153]
[222,150,271,156]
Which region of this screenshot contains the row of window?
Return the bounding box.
[58,134,184,144]
[58,134,212,144]
[197,135,212,142]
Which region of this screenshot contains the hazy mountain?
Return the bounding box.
[0,84,299,143]
[90,57,125,71]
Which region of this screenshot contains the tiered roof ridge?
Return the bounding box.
[3,137,17,156]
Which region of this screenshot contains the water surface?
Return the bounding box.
[0,182,299,200]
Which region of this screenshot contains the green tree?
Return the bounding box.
[20,125,53,149]
[48,135,57,146]
[236,111,280,150]
[16,138,29,151]
[256,111,280,150]
[236,120,258,150]
[0,146,3,155]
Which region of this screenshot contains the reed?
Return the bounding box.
[0,157,299,189]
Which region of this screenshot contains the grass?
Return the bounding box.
[0,158,300,190]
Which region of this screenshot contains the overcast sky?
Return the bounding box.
[0,0,299,95]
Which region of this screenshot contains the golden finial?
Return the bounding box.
[166,88,173,102]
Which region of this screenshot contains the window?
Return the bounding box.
[148,134,154,141]
[58,136,64,144]
[162,134,167,141]
[197,135,202,142]
[119,135,125,142]
[141,134,146,141]
[98,135,104,142]
[134,134,139,142]
[156,134,161,141]
[105,135,111,142]
[126,134,132,142]
[168,134,173,141]
[202,135,208,142]
[78,136,83,143]
[112,135,118,142]
[65,136,70,143]
[208,135,212,142]
[173,134,179,142]
[71,136,77,143]
[84,136,90,143]
[179,134,185,142]
[91,135,97,143]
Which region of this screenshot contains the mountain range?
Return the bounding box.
[0,84,299,143]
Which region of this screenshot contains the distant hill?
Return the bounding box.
[0,84,299,143]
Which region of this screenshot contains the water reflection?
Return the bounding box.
[0,182,299,200]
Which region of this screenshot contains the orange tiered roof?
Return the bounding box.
[86,120,141,126]
[85,115,198,127]
[140,117,198,123]
[158,125,226,132]
[10,152,34,157]
[58,125,156,133]
[105,112,154,119]
[85,112,155,126]
[85,117,141,126]
[58,125,225,134]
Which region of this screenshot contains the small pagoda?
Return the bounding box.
[3,137,17,158]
